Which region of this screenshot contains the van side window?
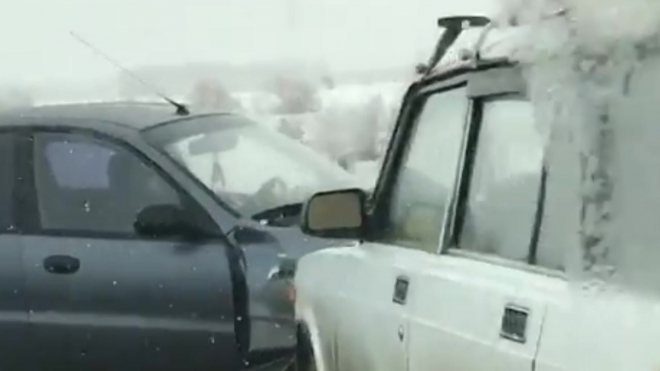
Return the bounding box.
[386,87,468,253]
[458,96,547,264]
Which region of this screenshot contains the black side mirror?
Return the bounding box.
[301,188,367,239]
[134,204,214,240]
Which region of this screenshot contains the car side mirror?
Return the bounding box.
[134,204,213,240]
[301,188,367,239]
[278,256,297,277]
[269,256,298,281]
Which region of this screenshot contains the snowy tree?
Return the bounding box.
[0,86,35,110]
[268,75,320,114]
[277,117,305,141]
[189,78,242,112]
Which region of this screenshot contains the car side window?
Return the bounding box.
[385,86,468,253]
[0,134,15,232]
[458,96,549,265]
[33,132,185,236]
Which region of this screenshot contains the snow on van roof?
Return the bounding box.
[429,18,547,75]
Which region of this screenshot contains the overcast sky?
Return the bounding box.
[0,0,497,85]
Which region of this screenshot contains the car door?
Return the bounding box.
[0,132,29,371]
[396,69,560,371]
[19,130,240,371]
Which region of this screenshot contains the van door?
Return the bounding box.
[335,78,471,371]
[406,81,560,370]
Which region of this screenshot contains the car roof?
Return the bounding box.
[0,101,229,131]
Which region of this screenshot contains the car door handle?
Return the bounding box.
[43,255,81,275]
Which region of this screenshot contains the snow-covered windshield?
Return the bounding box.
[158,118,356,216]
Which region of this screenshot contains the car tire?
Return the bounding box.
[294,325,317,371]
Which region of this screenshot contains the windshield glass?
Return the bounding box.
[156,117,355,216]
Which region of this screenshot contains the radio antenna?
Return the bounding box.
[70,31,189,116]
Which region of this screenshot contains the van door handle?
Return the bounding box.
[44,255,81,275]
[392,276,409,305]
[500,304,529,343]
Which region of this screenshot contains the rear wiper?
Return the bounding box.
[251,203,304,227]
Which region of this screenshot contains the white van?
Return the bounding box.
[292,12,660,371]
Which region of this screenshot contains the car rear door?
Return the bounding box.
[0,132,29,370]
[18,129,240,371]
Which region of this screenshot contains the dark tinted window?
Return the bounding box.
[33,132,183,235]
[0,134,14,232]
